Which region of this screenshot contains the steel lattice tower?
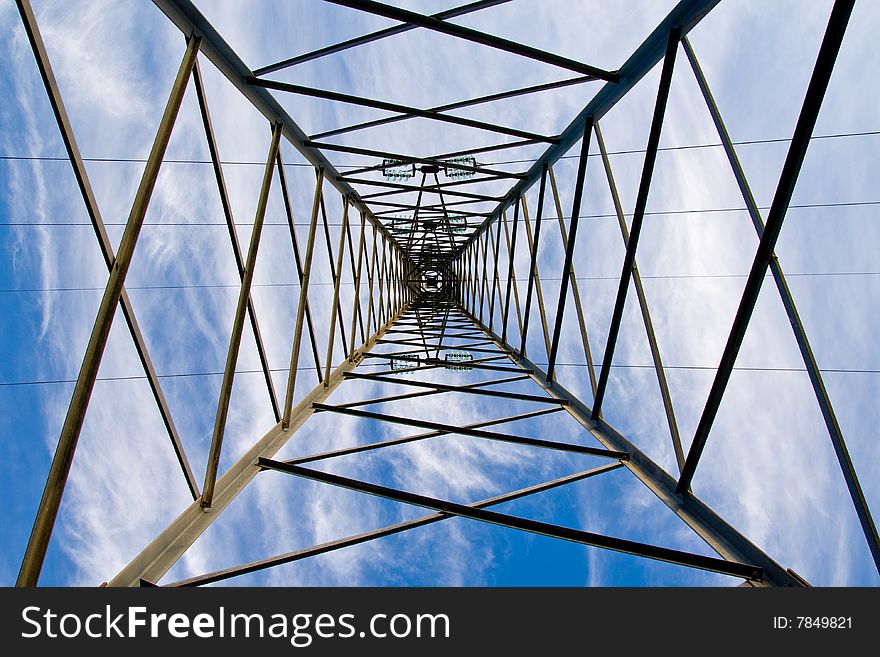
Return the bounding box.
[12,0,877,587]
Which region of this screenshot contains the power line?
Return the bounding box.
[482,129,880,166]
[542,363,880,374]
[1,270,879,294]
[0,155,349,169]
[1,199,878,227]
[2,361,877,389]
[1,129,876,170]
[0,363,386,389]
[0,282,346,293]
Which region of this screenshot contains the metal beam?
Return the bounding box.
[276,152,325,381]
[167,462,621,586]
[14,0,200,502]
[330,374,529,410]
[462,309,802,586]
[311,403,627,459]
[250,77,559,144]
[348,211,368,357]
[546,120,593,381]
[517,196,553,359]
[253,0,511,76]
[677,0,855,493]
[202,123,282,509]
[342,371,569,405]
[193,60,281,424]
[299,405,562,464]
[376,233,389,325]
[283,169,325,426]
[151,0,399,246]
[462,0,720,249]
[592,27,680,419]
[261,459,763,581]
[17,34,201,586]
[306,140,525,180]
[519,165,548,356]
[501,200,521,343]
[312,74,596,141]
[478,230,490,324]
[366,225,379,334]
[343,206,367,346]
[502,209,525,340]
[108,305,408,587]
[594,121,684,470]
[318,190,350,365]
[346,177,505,203]
[323,0,621,81]
[487,216,503,332]
[681,43,878,567]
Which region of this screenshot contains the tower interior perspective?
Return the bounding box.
[4,0,879,588]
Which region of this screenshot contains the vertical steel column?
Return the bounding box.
[546,120,593,381]
[592,28,680,420]
[677,1,861,497]
[202,122,283,508]
[283,169,325,427]
[17,35,201,586]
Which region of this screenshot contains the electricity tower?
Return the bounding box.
[13,0,876,587]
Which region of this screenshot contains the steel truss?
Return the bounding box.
[13,0,875,588]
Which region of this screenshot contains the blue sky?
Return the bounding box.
[1,0,879,587]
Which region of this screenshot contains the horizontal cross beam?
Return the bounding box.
[260,458,762,581]
[323,0,621,81]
